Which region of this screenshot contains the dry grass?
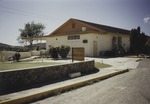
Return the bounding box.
[0,61,111,71]
[95,62,111,69]
[0,62,60,71]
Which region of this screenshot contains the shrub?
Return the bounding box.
[59,45,70,59]
[103,51,114,57]
[44,50,50,58]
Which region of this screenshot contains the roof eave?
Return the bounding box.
[21,35,48,40]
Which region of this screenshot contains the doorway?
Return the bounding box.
[93,41,98,56]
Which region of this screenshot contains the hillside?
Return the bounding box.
[0,42,11,47]
[0,42,46,51]
[0,43,12,51]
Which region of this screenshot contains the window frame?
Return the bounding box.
[68,35,80,40]
[118,37,122,47]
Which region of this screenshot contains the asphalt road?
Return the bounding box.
[31,59,150,104]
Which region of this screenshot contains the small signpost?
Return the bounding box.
[72,47,85,62]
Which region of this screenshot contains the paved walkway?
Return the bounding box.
[0,57,140,104]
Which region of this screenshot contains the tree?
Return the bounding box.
[17,36,26,46]
[18,21,45,48]
[130,26,147,55]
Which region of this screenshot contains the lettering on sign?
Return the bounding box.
[72,47,84,62]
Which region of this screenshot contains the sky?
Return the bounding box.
[0,0,150,46]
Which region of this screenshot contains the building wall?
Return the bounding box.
[46,33,130,56]
[109,33,130,51]
[46,33,95,56]
[98,34,112,52]
[122,36,130,50]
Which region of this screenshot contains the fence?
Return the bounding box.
[0,60,95,94]
[0,50,45,61]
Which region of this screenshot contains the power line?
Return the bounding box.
[0,9,50,20]
[0,5,50,20]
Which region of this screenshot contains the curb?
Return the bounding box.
[0,69,129,104]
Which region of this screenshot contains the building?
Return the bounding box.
[46,18,130,57]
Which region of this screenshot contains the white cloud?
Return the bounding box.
[144,17,150,23]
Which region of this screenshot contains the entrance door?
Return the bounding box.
[93,41,98,56]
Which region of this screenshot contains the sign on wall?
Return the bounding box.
[72,47,84,62]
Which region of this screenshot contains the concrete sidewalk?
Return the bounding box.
[0,57,140,104]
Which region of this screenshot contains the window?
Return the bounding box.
[118,37,122,47]
[68,35,80,40]
[112,37,117,49]
[112,36,123,50]
[72,23,75,28]
[83,39,88,43]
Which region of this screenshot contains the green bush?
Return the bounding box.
[59,45,70,59]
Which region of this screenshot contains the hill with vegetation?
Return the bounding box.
[0,42,12,51]
[0,42,46,51]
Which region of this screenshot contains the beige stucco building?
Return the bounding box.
[46,18,130,57]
